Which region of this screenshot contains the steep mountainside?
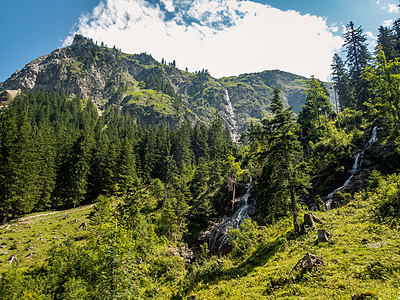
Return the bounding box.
[0,35,333,136]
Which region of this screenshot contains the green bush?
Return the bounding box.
[227,218,259,258]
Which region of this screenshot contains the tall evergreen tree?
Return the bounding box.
[392,19,400,57]
[249,87,309,232]
[298,77,334,139]
[377,26,397,61]
[331,53,355,109]
[0,109,18,223]
[343,21,370,109]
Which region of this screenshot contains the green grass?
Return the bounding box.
[1,193,399,299]
[185,197,400,299]
[0,205,93,273]
[126,89,175,115]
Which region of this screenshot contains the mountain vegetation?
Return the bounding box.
[0,35,334,137]
[0,18,400,300]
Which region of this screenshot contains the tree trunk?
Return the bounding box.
[291,187,299,232]
[304,214,315,227]
[1,207,9,225]
[232,181,236,212]
[304,213,322,227]
[318,230,331,243]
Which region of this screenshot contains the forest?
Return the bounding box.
[0,19,400,299]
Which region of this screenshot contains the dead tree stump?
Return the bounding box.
[303,213,322,227]
[291,252,324,273]
[318,230,331,243]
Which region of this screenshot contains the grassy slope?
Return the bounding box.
[1,193,399,299]
[188,196,400,299]
[0,205,93,274]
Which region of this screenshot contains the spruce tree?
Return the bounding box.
[331,53,355,109]
[343,21,370,109]
[377,26,397,61]
[249,87,309,232]
[298,77,334,139]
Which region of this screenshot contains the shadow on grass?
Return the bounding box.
[173,231,292,299]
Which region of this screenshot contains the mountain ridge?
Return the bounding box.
[0,35,334,135]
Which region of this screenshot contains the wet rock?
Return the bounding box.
[199,181,253,255]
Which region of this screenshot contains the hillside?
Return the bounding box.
[0,205,93,273]
[1,182,399,299]
[0,35,333,137]
[183,194,400,299]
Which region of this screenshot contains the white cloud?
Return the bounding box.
[382,19,394,27]
[366,31,376,39]
[381,2,400,13]
[63,0,343,80]
[388,3,400,12]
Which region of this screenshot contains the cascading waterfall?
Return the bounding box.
[205,179,252,255]
[218,83,239,142]
[323,126,378,209]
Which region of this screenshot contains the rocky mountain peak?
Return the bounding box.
[71,34,94,47]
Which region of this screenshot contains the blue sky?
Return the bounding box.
[0,0,399,82]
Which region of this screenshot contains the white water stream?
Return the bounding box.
[324,126,378,209]
[218,83,239,142]
[208,179,252,254]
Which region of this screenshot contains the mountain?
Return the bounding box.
[0,35,334,136]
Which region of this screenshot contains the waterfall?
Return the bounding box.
[368,126,378,146]
[323,126,378,209]
[217,179,252,253]
[218,83,239,142]
[204,179,252,255]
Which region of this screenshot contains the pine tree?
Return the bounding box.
[0,109,18,223]
[343,21,370,109]
[249,87,309,232]
[331,53,355,109]
[363,48,400,130]
[117,138,138,194]
[392,19,400,57]
[377,26,397,61]
[298,77,334,139]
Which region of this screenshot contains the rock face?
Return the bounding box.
[0,34,334,135]
[0,90,19,107]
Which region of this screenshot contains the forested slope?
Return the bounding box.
[1,17,400,300]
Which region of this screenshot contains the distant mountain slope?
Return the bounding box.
[0,35,334,136]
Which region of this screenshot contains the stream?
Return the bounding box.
[200,179,252,255]
[324,126,378,209]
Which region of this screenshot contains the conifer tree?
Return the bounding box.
[0,109,18,223]
[331,53,355,109]
[343,21,370,109]
[377,26,397,61]
[298,77,333,138]
[249,87,309,232]
[392,19,400,57]
[363,48,400,130]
